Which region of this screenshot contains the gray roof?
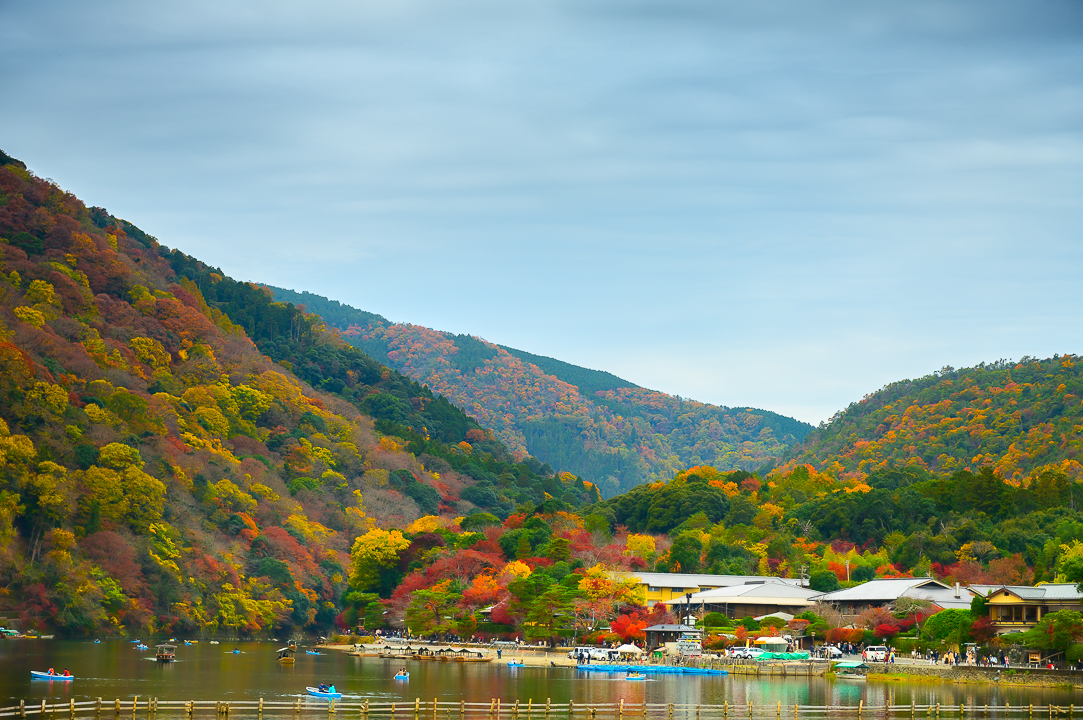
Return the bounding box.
[818,578,952,603]
[688,582,822,603]
[624,572,804,589]
[644,624,699,632]
[988,584,1083,601]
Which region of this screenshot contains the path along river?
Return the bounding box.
[0,642,1078,711]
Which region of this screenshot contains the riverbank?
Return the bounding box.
[321,643,580,667]
[866,663,1083,689]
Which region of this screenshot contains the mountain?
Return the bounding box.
[268,287,812,496]
[771,357,1083,485]
[0,149,596,636]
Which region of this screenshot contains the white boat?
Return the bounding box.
[306,687,342,699]
[31,671,73,680]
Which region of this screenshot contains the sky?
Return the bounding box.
[2,1,1081,424]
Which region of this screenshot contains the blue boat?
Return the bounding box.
[394,672,409,681]
[306,687,341,699]
[507,662,525,667]
[306,651,323,655]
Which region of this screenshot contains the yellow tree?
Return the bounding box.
[348,529,409,592]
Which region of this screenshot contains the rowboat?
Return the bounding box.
[305,651,323,655]
[507,662,525,667]
[394,672,409,681]
[31,671,73,680]
[306,687,341,699]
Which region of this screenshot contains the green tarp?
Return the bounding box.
[757,652,811,660]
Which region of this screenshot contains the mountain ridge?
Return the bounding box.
[267,285,813,496]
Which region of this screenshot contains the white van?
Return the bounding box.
[590,648,618,661]
[568,646,594,659]
[863,646,890,662]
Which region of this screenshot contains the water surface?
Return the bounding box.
[1,641,1078,710]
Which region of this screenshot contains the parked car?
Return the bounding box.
[863,646,890,662]
[729,647,765,660]
[822,645,844,659]
[589,648,618,661]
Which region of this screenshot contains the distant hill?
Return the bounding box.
[772,357,1083,484]
[270,286,812,496]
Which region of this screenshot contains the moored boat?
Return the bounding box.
[833,661,869,680]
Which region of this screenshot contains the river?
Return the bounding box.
[1,641,1077,710]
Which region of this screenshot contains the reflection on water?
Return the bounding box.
[0,642,1077,710]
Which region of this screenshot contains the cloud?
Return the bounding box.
[2,0,1081,423]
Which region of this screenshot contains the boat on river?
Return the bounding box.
[155,644,176,663]
[31,671,73,681]
[277,646,296,664]
[394,671,409,681]
[306,687,341,699]
[507,661,524,667]
[833,661,869,680]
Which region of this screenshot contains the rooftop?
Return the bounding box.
[986,583,1083,601]
[688,582,822,603]
[624,572,805,589]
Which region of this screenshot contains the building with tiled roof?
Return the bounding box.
[983,584,1083,635]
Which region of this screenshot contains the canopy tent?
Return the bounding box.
[616,644,643,654]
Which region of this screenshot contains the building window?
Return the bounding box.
[648,587,660,592]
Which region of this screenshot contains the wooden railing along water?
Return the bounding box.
[0,698,1081,720]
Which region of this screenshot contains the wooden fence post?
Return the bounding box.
[259,699,264,716]
[619,701,623,720]
[41,701,46,719]
[515,702,520,720]
[20,700,25,718]
[435,700,439,720]
[858,702,862,718]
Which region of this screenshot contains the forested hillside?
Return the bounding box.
[0,149,595,637]
[271,287,811,497]
[772,359,1083,485]
[7,145,1083,655]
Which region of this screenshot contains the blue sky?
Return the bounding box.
[2,0,1081,423]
